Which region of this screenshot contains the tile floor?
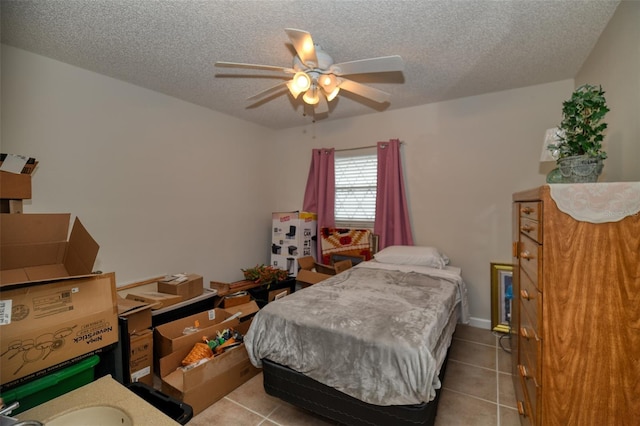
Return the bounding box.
[185,325,520,426]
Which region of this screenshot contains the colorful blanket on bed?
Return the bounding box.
[245,263,468,406]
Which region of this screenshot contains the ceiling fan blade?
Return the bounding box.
[247,81,289,101]
[215,61,295,74]
[315,94,329,114]
[332,55,404,76]
[338,79,391,104]
[284,28,318,68]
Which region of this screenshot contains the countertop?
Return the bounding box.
[16,375,180,425]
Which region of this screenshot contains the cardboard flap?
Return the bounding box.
[0,268,29,285]
[117,295,153,316]
[333,259,353,274]
[0,242,66,271]
[183,345,248,389]
[296,269,332,285]
[297,256,316,270]
[64,217,99,276]
[223,301,259,320]
[159,345,193,379]
[0,213,70,245]
[24,264,69,282]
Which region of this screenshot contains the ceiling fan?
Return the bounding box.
[215,28,404,115]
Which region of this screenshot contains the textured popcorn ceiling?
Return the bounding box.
[1,0,620,130]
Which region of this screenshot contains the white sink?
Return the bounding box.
[45,406,133,426]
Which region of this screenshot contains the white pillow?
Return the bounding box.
[373,245,449,269]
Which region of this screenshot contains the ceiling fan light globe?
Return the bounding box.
[293,72,311,92]
[286,80,303,98]
[326,87,340,102]
[320,74,338,92]
[302,88,320,105]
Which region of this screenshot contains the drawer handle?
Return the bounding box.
[518,364,530,379]
[520,250,534,260]
[521,224,534,233]
[520,289,532,300]
[521,206,534,215]
[520,327,530,339]
[517,401,526,416]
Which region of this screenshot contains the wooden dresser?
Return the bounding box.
[511,185,640,426]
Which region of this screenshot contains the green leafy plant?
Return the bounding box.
[242,264,289,288]
[548,84,609,161]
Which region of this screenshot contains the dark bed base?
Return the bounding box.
[262,351,450,426]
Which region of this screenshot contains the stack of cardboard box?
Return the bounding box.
[0,205,119,391]
[117,296,154,386]
[153,307,260,415]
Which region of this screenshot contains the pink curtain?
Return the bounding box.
[303,148,336,258]
[374,139,414,249]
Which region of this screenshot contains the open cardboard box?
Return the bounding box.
[159,318,260,415]
[296,256,352,287]
[0,213,99,285]
[117,296,154,334]
[0,272,119,389]
[153,308,234,362]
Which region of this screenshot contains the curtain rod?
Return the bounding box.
[335,141,405,152]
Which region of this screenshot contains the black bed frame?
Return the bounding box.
[262,350,450,426]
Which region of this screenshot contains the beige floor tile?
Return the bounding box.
[225,373,282,416]
[186,397,265,425]
[454,324,498,346]
[499,406,522,426]
[498,372,517,409]
[434,390,498,426]
[497,342,513,373]
[268,402,337,426]
[449,339,497,370]
[444,360,497,402]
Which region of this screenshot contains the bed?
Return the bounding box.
[245,246,470,426]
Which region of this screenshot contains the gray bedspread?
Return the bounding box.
[244,263,469,406]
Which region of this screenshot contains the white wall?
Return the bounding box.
[575,0,640,182]
[272,80,575,326]
[1,45,279,286]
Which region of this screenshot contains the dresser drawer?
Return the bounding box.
[520,217,542,244]
[520,269,542,311]
[519,303,541,382]
[519,201,541,222]
[519,235,541,289]
[519,365,540,425]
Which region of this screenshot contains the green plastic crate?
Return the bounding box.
[1,355,100,415]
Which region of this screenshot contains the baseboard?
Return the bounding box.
[468,317,491,330]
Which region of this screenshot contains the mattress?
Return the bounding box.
[245,261,469,406]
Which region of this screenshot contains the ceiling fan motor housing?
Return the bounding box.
[293,46,334,72]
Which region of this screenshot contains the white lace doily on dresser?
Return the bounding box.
[548,182,640,223]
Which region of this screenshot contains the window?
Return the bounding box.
[334,153,377,226]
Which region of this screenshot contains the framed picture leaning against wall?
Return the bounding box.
[491,262,513,333]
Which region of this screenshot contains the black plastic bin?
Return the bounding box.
[126,382,193,425]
